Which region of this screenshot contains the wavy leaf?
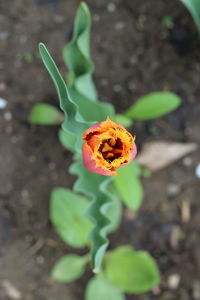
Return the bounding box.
[40,41,113,273]
[70,157,114,273]
[63,2,115,121]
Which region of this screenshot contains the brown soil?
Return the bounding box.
[0,0,200,299]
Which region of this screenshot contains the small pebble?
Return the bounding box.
[128,81,137,91]
[193,281,200,300]
[2,280,22,300]
[54,14,64,23]
[51,172,58,180]
[0,97,7,109]
[48,162,56,170]
[167,273,181,290]
[0,82,7,91]
[115,21,124,30]
[4,111,12,121]
[167,183,181,196]
[0,31,9,41]
[36,255,44,265]
[107,3,116,13]
[129,56,138,65]
[182,156,192,167]
[10,136,18,144]
[195,164,200,179]
[93,14,100,22]
[113,84,122,93]
[21,189,29,199]
[19,35,27,44]
[29,155,36,163]
[100,78,108,86]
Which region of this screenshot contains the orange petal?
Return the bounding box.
[82,122,102,140]
[82,143,117,176]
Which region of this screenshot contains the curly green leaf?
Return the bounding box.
[70,158,114,273]
[63,2,114,121]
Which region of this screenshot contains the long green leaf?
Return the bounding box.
[39,43,93,152]
[179,0,200,33]
[40,42,114,273]
[125,92,181,120]
[39,3,116,275]
[63,2,115,121]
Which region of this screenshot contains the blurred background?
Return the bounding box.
[0,0,200,299]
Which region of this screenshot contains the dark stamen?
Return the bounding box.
[99,138,123,162]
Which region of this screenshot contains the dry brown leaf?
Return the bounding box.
[137,141,198,172]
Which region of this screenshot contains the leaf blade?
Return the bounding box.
[125,92,181,120]
[39,42,93,152]
[179,0,200,33]
[29,103,64,125]
[85,275,125,300]
[114,161,143,211]
[50,188,92,248]
[58,128,77,152]
[105,246,160,294]
[63,3,115,121]
[51,254,88,282]
[70,158,114,273]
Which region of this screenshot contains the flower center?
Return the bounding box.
[99,138,123,162]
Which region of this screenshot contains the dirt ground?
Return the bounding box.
[0,0,200,299]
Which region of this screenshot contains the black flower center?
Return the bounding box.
[99,138,123,162]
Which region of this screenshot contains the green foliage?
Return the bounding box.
[114,161,143,211]
[106,192,122,234]
[70,158,116,273]
[111,114,133,127]
[29,103,64,125]
[125,92,181,120]
[50,188,92,248]
[39,43,92,152]
[63,2,114,122]
[179,0,200,33]
[39,41,115,273]
[38,1,163,289]
[58,128,76,152]
[51,254,88,282]
[85,275,125,300]
[105,246,160,294]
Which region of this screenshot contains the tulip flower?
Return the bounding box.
[82,117,137,176]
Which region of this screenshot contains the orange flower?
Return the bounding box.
[82,117,137,176]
